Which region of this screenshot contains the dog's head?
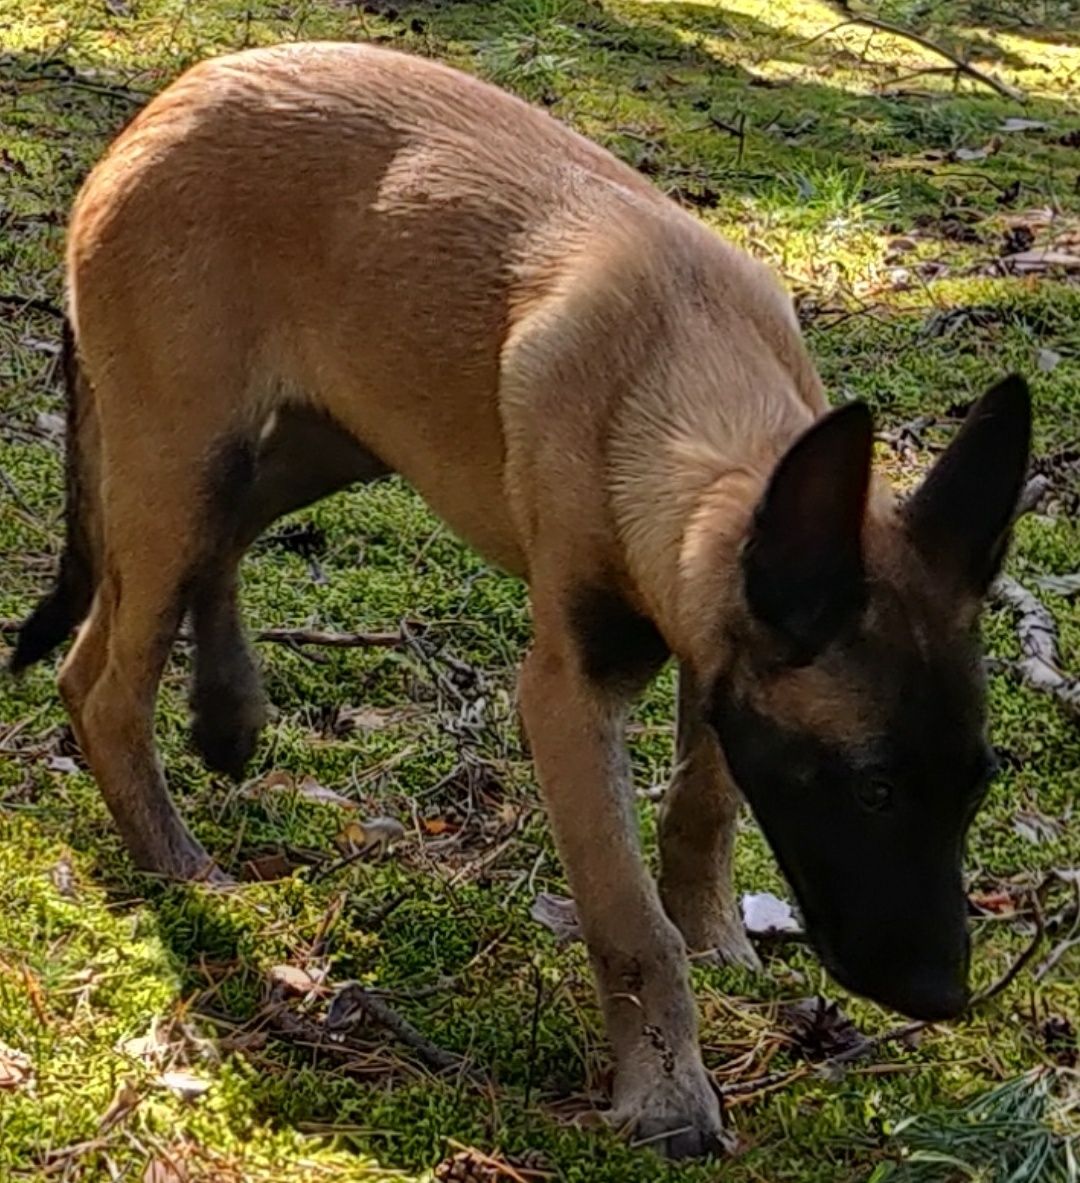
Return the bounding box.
[708,376,1031,1020]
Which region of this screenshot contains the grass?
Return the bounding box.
[1,0,1079,1179]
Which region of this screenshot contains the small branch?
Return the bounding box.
[325,983,473,1077]
[969,892,1046,1005]
[990,576,1080,718]
[0,293,64,319]
[822,1019,928,1070]
[0,468,39,519]
[253,626,402,649]
[820,6,1024,101]
[717,1065,810,1100]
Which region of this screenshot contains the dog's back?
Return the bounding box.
[67,41,819,583]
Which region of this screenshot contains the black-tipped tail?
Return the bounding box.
[8,553,91,673]
[7,318,95,674]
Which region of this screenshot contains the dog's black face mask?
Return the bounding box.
[713,376,1030,1020]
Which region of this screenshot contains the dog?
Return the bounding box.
[11,42,1031,1158]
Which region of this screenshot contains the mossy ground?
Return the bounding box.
[1,1,1078,1179]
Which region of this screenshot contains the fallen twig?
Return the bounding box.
[325,982,473,1077]
[969,891,1047,1006]
[253,626,402,649]
[253,986,421,1082]
[822,4,1024,101]
[0,293,64,319]
[990,576,1080,719]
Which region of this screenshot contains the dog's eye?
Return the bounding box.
[857,779,894,812]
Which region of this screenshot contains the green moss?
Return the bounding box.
[1,0,1078,1178]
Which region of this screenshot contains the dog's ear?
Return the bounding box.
[905,375,1031,597]
[743,403,873,658]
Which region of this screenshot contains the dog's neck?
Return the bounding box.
[610,416,794,657]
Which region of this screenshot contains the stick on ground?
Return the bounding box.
[990,576,1080,719]
[325,983,472,1077]
[823,3,1024,101]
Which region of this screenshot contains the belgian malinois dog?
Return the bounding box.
[12,42,1031,1157]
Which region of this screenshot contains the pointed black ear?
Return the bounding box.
[905,375,1032,596]
[743,403,873,658]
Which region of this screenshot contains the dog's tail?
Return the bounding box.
[9,318,98,673]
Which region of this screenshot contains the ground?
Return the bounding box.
[0,1,1078,1180]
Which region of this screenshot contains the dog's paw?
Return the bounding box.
[607,1064,733,1160]
[689,921,762,972]
[664,893,762,972]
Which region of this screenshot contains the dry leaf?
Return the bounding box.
[143,1157,188,1183]
[296,775,356,809]
[99,1078,141,1132]
[742,891,802,935]
[35,411,65,439]
[1013,810,1065,845]
[119,1017,171,1067]
[154,1071,211,1101]
[969,889,1016,915]
[50,853,77,899]
[1037,347,1062,373]
[0,1042,32,1091]
[530,892,584,943]
[422,817,453,835]
[247,769,295,797]
[46,755,79,774]
[242,851,297,881]
[332,705,415,734]
[335,816,405,857]
[269,964,323,996]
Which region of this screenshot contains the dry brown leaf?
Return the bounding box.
[969,889,1017,915]
[99,1078,141,1132]
[335,816,406,857]
[143,1157,188,1183]
[246,769,295,797]
[0,1041,32,1091]
[296,775,356,809]
[422,817,453,835]
[242,851,297,881]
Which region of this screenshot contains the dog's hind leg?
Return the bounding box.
[188,407,390,779]
[657,663,760,969]
[58,412,233,878]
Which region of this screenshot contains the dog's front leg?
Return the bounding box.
[658,663,760,969]
[519,631,724,1159]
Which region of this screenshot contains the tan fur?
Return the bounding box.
[52,42,919,1155]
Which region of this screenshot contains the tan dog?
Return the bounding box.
[12,43,1030,1158]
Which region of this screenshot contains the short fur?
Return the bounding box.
[11,43,1031,1159]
